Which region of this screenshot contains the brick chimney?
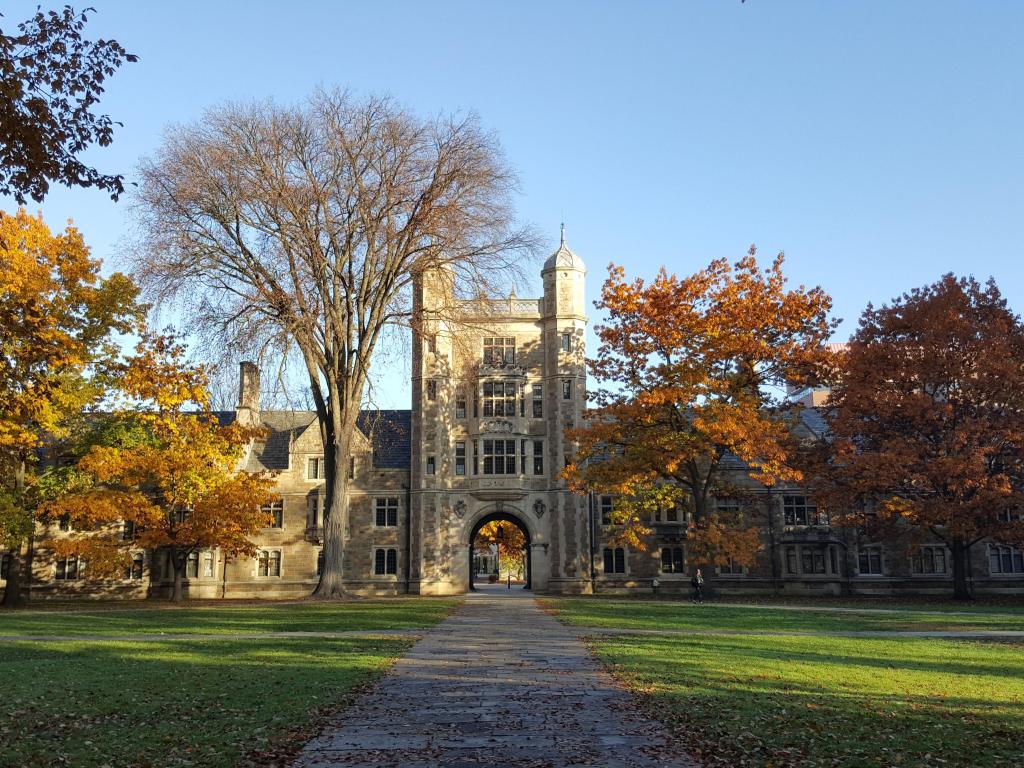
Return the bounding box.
[236,361,261,425]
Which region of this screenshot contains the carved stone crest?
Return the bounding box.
[480,419,514,434]
[453,500,466,519]
[533,500,546,518]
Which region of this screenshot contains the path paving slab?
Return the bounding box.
[294,590,696,768]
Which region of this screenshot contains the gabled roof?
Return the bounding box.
[246,409,411,473]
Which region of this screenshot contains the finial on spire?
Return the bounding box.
[560,222,565,245]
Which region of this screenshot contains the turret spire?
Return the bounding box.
[560,222,565,245]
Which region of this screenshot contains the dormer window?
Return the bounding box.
[483,337,515,365]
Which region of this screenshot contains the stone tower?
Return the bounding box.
[409,233,591,595]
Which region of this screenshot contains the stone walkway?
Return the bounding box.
[294,589,696,768]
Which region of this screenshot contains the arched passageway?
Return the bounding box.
[468,512,531,591]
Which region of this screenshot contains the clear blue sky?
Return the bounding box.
[4,1,1022,408]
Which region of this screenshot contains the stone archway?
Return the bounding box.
[468,511,532,591]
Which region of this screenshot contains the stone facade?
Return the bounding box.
[5,237,1022,599]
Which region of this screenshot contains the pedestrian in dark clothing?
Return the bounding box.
[690,568,705,604]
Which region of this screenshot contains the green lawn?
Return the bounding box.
[0,598,459,636]
[542,597,1024,633]
[545,599,1024,767]
[589,634,1024,768]
[0,636,412,768]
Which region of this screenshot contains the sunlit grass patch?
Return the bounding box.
[0,636,412,767]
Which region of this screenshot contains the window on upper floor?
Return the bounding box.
[262,500,284,528]
[426,455,436,475]
[561,332,572,353]
[307,493,321,529]
[122,520,137,541]
[307,457,326,480]
[175,508,192,525]
[783,495,828,526]
[599,495,615,526]
[999,507,1024,523]
[532,384,543,418]
[483,337,515,365]
[482,439,516,475]
[533,440,544,475]
[375,497,399,527]
[562,379,572,400]
[456,391,467,419]
[455,442,466,476]
[57,514,70,532]
[988,544,1024,574]
[482,381,516,417]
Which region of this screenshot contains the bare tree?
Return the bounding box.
[132,89,536,596]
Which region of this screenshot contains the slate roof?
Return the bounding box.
[246,409,411,473]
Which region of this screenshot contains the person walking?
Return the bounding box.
[690,568,705,604]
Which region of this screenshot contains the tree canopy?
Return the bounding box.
[43,334,276,602]
[0,6,136,203]
[566,249,836,566]
[133,88,535,596]
[0,208,142,606]
[810,274,1024,599]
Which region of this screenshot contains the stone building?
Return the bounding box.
[4,235,1023,599]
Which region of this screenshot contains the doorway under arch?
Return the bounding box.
[468,512,532,591]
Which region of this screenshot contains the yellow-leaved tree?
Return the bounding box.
[1,209,142,607]
[44,334,277,602]
[565,249,836,569]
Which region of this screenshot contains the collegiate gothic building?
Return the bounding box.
[5,237,1023,599]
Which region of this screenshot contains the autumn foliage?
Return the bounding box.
[0,209,142,606]
[43,335,277,601]
[474,520,527,578]
[566,249,836,567]
[810,275,1024,599]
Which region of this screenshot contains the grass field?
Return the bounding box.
[542,597,1024,633]
[0,597,459,636]
[0,599,459,767]
[545,599,1024,767]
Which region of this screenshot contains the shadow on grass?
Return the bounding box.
[0,636,412,768]
[0,598,460,636]
[591,634,1024,768]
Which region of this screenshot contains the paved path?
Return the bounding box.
[294,590,696,768]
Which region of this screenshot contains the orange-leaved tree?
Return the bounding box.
[44,334,277,601]
[0,209,142,607]
[474,520,527,579]
[565,248,836,568]
[810,275,1024,600]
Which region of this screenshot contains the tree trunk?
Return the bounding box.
[1,547,26,608]
[171,553,186,603]
[314,420,357,598]
[951,540,971,601]
[2,458,30,608]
